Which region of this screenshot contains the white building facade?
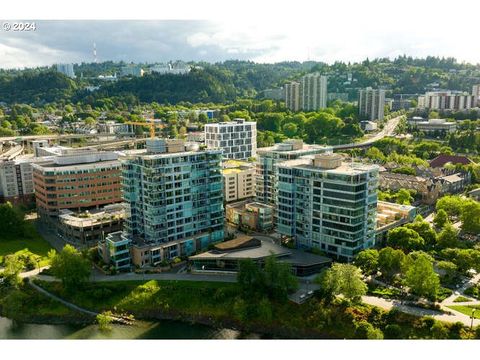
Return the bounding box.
[205,119,257,160]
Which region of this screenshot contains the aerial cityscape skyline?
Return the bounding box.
[2,0,480,351]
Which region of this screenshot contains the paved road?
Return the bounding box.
[333,115,404,150]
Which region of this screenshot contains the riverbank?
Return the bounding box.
[2,279,479,339]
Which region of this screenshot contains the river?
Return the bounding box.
[0,316,262,339]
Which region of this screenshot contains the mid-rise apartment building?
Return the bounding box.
[222,160,255,202]
[358,87,386,121]
[276,153,379,261]
[114,138,224,268]
[256,139,333,206]
[0,157,44,205]
[32,149,122,218]
[204,118,257,160]
[417,91,476,111]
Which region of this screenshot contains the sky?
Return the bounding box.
[1,0,480,69]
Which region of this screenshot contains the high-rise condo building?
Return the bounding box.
[276,153,378,261]
[285,81,301,111]
[256,139,333,207]
[114,139,224,267]
[204,118,257,160]
[299,73,328,111]
[473,85,480,106]
[358,87,386,121]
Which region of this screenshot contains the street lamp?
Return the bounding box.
[471,309,477,330]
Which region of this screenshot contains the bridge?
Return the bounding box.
[333,115,404,151]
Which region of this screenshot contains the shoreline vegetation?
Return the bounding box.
[1,279,479,339]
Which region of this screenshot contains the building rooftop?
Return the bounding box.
[257,140,332,156]
[278,155,379,175]
[430,154,473,168]
[32,159,120,171]
[59,203,125,228]
[190,238,332,267]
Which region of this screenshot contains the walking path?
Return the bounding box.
[21,266,480,327]
[27,280,98,317]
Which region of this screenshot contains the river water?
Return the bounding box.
[0,316,262,339]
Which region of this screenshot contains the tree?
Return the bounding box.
[365,147,385,162]
[430,322,449,339]
[354,249,379,275]
[282,123,298,138]
[84,116,96,126]
[433,209,448,229]
[2,254,24,288]
[405,254,440,300]
[460,200,480,234]
[97,311,114,331]
[405,218,437,247]
[263,256,298,301]
[0,202,25,238]
[316,263,367,303]
[436,261,458,285]
[387,227,425,252]
[441,248,480,272]
[378,247,405,280]
[354,321,384,339]
[49,245,91,292]
[395,188,414,205]
[436,195,463,218]
[437,223,459,249]
[237,259,264,297]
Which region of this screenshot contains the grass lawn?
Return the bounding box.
[453,296,472,303]
[0,223,52,266]
[447,305,480,319]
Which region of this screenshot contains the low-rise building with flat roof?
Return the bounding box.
[189,235,331,277]
[225,200,274,231]
[57,203,125,247]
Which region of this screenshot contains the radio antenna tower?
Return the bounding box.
[93,42,97,63]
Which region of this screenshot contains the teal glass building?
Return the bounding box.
[276,153,378,261]
[117,139,224,267]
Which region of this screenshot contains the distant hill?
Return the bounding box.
[0,70,77,104]
[1,56,480,105]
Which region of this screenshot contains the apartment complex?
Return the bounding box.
[358,87,386,121]
[285,82,301,111]
[222,160,255,202]
[120,65,144,77]
[285,73,327,111]
[56,63,75,78]
[112,138,224,268]
[473,85,480,105]
[0,157,45,205]
[204,118,257,160]
[417,91,476,111]
[32,149,122,218]
[300,73,328,111]
[256,139,333,206]
[276,153,379,261]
